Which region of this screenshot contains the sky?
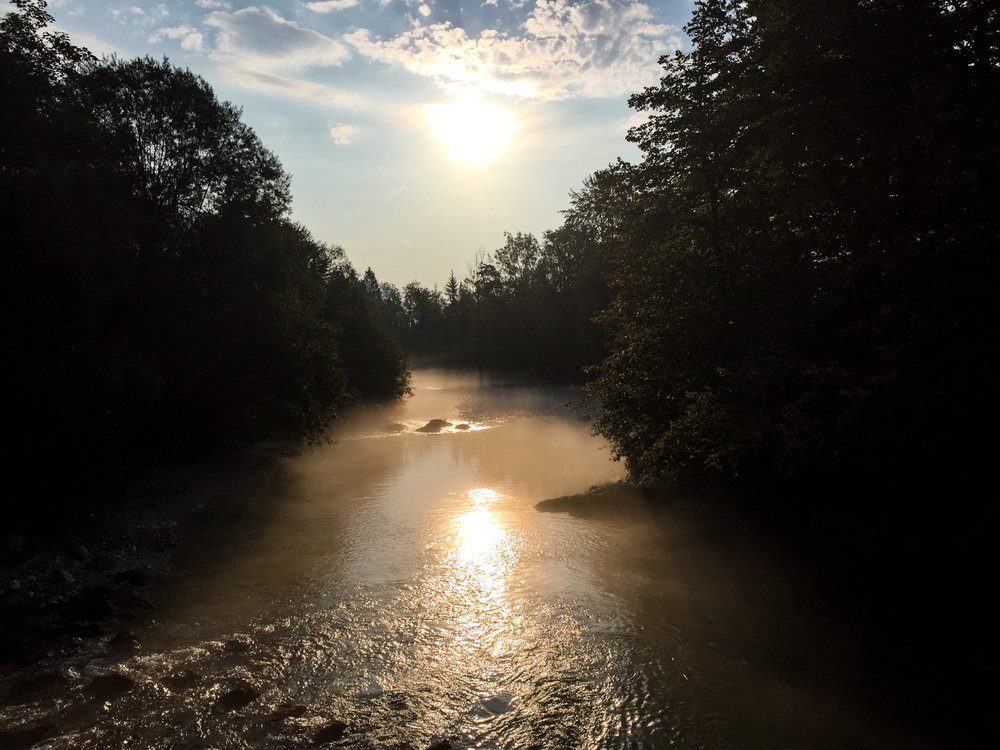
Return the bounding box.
[34,0,692,286]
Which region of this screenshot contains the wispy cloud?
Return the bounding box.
[110,3,169,24]
[205,7,350,71]
[305,0,361,12]
[344,0,681,100]
[221,69,367,109]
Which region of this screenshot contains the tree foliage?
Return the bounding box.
[590,0,1000,491]
[2,1,409,529]
[384,217,612,379]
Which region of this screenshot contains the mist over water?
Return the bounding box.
[2,370,925,748]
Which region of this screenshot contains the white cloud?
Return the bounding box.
[195,0,229,8]
[344,0,681,100]
[329,123,359,144]
[148,25,204,51]
[417,3,432,17]
[222,69,367,109]
[205,7,350,71]
[111,3,168,23]
[305,0,360,12]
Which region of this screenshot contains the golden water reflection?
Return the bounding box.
[455,508,504,568]
[447,488,520,636]
[452,488,514,590]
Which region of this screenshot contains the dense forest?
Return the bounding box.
[2,1,409,529]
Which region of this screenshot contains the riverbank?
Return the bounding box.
[0,449,289,670]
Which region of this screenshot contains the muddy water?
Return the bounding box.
[1,370,927,748]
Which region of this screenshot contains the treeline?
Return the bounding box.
[360,198,614,379]
[358,166,631,379]
[3,1,408,527]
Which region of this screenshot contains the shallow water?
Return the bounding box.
[1,369,928,748]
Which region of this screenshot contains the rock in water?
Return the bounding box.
[479,693,513,714]
[313,719,347,744]
[217,686,258,711]
[85,673,135,701]
[416,419,451,433]
[108,631,141,656]
[162,669,200,692]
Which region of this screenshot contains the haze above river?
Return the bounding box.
[3,370,926,748]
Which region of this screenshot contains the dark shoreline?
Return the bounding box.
[0,449,292,671]
[536,477,998,747]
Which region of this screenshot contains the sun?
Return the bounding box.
[426,99,516,166]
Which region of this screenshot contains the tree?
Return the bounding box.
[444,271,460,306]
[1,0,92,170]
[592,0,1000,486]
[80,55,290,244]
[494,231,541,293]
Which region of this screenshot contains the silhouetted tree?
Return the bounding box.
[2,1,410,529]
[591,0,1000,493]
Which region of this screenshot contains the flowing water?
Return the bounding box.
[1,370,927,749]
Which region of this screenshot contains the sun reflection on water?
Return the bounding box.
[468,487,500,505]
[449,488,518,608]
[456,508,504,567]
[453,489,509,579]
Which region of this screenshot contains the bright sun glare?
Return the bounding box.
[455,488,507,568]
[427,100,516,166]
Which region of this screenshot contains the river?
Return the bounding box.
[2,369,928,749]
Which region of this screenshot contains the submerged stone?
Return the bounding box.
[217,685,258,711]
[162,669,200,692]
[479,693,513,714]
[313,719,347,744]
[416,419,451,433]
[85,672,135,701]
[108,631,140,656]
[221,637,252,654]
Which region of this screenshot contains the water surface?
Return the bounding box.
[2,369,926,748]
